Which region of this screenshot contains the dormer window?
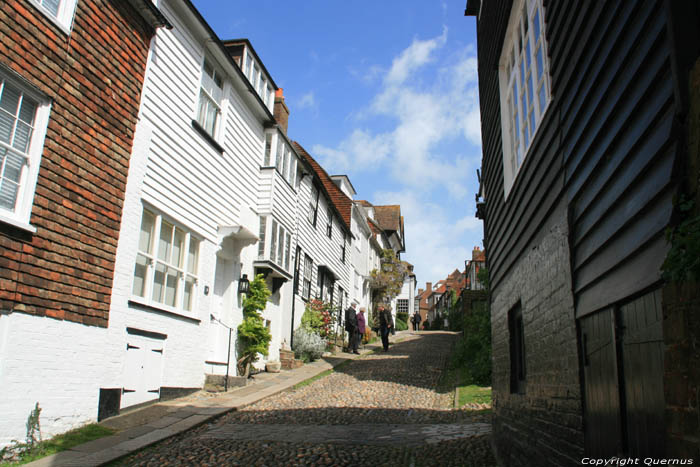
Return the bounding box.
[197,59,223,138]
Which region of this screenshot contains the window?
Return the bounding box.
[263,133,272,166]
[133,208,200,313]
[276,138,284,173]
[258,216,292,271]
[302,254,312,299]
[267,84,274,109]
[498,0,551,197]
[197,59,223,138]
[397,299,409,315]
[252,64,260,92]
[337,287,344,315]
[326,207,333,238]
[245,52,253,80]
[341,233,347,263]
[317,267,335,302]
[308,184,319,226]
[509,302,526,394]
[29,0,78,33]
[0,71,50,230]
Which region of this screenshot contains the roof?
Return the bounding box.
[373,205,402,232]
[292,142,352,232]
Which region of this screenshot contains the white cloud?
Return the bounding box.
[297,92,316,110]
[385,26,447,85]
[316,28,482,199]
[372,190,483,285]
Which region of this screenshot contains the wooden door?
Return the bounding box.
[619,289,665,457]
[580,309,623,456]
[122,334,164,408]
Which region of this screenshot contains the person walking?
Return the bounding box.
[378,305,393,352]
[412,311,422,331]
[344,302,359,354]
[357,307,367,349]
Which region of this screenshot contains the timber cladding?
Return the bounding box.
[474,0,699,462]
[0,0,154,326]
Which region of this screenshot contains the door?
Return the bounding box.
[122,333,164,408]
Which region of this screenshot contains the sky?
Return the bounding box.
[192,1,483,288]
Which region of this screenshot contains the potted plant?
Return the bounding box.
[236,274,272,377]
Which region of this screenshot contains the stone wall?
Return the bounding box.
[490,199,584,466]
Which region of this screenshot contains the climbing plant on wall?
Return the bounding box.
[237,274,272,377]
[368,249,410,308]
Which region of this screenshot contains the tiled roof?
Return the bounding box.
[373,205,402,232]
[293,142,352,232]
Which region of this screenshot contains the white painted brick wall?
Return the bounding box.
[0,313,109,448]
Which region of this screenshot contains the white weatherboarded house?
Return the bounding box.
[104,0,294,412]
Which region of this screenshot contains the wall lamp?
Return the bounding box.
[238,274,250,295]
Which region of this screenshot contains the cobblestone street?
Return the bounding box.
[113,332,495,466]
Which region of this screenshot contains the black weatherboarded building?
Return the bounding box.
[467,0,699,465]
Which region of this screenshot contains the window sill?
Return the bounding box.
[128,297,201,323]
[191,120,224,154]
[0,213,37,234]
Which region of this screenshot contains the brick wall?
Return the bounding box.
[490,200,584,467]
[0,0,153,327]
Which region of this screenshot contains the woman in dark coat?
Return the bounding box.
[378,305,393,351]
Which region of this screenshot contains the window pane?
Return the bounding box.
[164,268,178,307]
[528,75,534,111]
[138,210,155,253]
[158,221,173,262]
[183,276,194,311]
[18,95,37,125]
[285,233,291,270]
[132,254,148,297]
[276,139,284,171]
[270,220,278,263]
[187,237,199,274]
[282,147,289,180]
[536,45,544,79]
[530,110,536,134]
[0,83,21,116]
[525,39,531,70]
[41,0,60,17]
[539,85,547,116]
[276,226,284,266]
[13,121,32,153]
[521,92,527,121]
[172,228,184,268]
[258,216,267,259]
[152,263,166,303]
[264,133,272,165]
[533,9,541,41]
[520,58,525,89]
[0,148,23,210]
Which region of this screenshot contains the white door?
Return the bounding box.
[122,334,164,408]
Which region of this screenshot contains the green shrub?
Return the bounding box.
[236,274,271,376]
[395,311,408,331]
[452,301,491,385]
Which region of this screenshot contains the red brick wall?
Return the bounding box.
[0,0,154,327]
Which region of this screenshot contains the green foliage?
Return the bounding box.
[662,196,700,282]
[395,311,408,331]
[26,403,41,447]
[457,384,492,407]
[452,301,491,385]
[237,274,272,375]
[477,266,489,291]
[300,299,336,338]
[1,421,114,465]
[292,327,326,362]
[369,249,410,307]
[430,315,443,330]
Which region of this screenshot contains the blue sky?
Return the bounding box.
[192,0,483,288]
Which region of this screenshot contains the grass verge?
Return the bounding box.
[0,424,115,466]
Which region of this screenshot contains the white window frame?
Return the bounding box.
[498,0,552,199]
[29,0,78,35]
[131,207,200,315]
[258,215,293,272]
[196,58,224,139]
[0,70,51,232]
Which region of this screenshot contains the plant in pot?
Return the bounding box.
[236,274,272,377]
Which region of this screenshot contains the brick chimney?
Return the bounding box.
[426,282,432,292]
[472,246,485,261]
[274,88,289,135]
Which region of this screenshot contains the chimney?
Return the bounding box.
[472,246,482,261]
[418,288,424,295]
[274,88,290,135]
[426,282,432,292]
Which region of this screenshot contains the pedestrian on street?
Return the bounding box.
[378,305,393,351]
[412,311,422,331]
[345,302,359,354]
[357,307,366,349]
